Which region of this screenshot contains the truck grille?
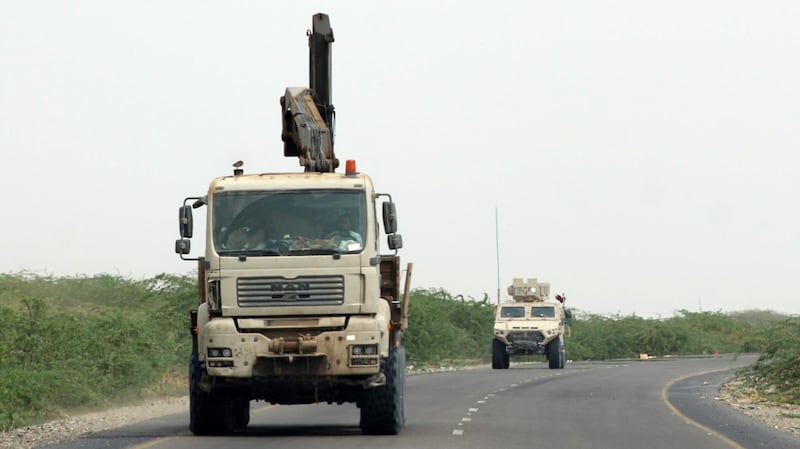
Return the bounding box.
[237,275,345,307]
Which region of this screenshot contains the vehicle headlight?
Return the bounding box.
[208,347,232,358]
[350,344,378,357]
[349,344,380,366]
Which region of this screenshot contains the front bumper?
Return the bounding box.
[199,317,384,378]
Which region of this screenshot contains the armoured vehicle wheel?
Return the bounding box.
[492,339,509,369]
[189,353,236,435]
[360,345,406,435]
[547,336,565,370]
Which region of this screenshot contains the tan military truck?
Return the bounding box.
[174,14,412,436]
[492,278,570,369]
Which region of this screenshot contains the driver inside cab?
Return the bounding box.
[327,214,362,250]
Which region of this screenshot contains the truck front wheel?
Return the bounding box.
[492,339,510,369]
[360,345,406,435]
[234,400,250,430]
[189,353,236,435]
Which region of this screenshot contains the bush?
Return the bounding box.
[742,318,800,403]
[403,288,495,367]
[0,273,197,431]
[0,273,792,431]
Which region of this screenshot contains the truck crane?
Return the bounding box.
[175,13,412,436]
[281,13,337,173]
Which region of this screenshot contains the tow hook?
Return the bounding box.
[364,373,386,388]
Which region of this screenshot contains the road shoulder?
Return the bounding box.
[668,368,800,449]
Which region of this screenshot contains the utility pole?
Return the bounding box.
[495,207,500,304]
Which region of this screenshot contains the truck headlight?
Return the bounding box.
[349,344,379,366]
[208,347,232,358]
[350,344,377,356]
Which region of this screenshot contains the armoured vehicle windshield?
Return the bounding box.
[500,306,525,318]
[531,306,555,318]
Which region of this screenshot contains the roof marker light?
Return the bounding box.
[345,160,357,175]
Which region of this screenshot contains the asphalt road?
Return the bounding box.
[42,354,800,449]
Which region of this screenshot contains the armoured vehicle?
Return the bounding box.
[174,14,412,435]
[492,278,569,369]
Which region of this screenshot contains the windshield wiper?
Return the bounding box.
[246,250,283,256]
[286,249,341,256]
[219,249,283,257]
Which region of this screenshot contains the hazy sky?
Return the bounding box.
[2,1,798,317]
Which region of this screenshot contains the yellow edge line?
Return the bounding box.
[126,404,278,449]
[660,367,745,449]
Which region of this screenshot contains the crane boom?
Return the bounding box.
[281,13,338,173]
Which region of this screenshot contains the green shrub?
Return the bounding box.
[0,273,197,430]
[742,318,800,403]
[404,288,495,367]
[0,272,792,431]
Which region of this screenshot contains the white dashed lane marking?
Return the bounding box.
[451,367,581,437]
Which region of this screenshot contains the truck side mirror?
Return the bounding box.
[565,309,573,320]
[175,239,191,255]
[179,205,193,238]
[382,202,398,234]
[388,233,403,250]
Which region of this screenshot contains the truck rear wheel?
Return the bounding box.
[547,336,565,370]
[360,345,406,435]
[492,339,510,369]
[189,353,236,435]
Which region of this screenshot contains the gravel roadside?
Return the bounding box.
[717,378,800,439]
[0,396,188,449]
[2,370,798,449]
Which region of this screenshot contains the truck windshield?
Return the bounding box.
[212,189,367,256]
[531,306,555,318]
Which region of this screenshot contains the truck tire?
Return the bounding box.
[547,336,565,370]
[360,345,406,435]
[234,400,250,430]
[492,339,510,369]
[189,353,236,435]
